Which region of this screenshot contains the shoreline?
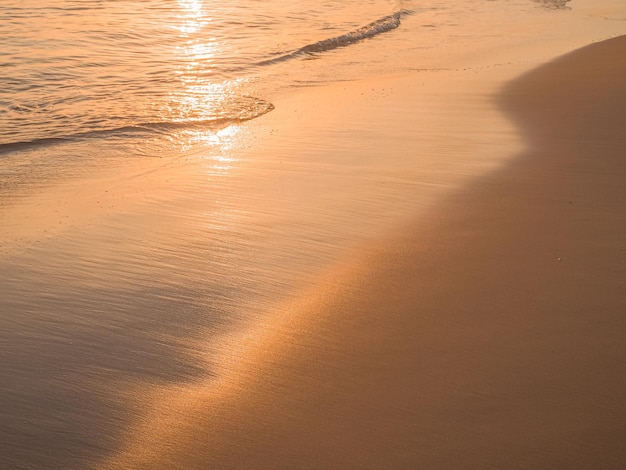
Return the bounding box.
[101,36,626,470]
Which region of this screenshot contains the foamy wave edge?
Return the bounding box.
[0,97,274,156]
[256,9,412,67]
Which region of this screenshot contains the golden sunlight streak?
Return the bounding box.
[166,8,246,160]
[177,0,208,34]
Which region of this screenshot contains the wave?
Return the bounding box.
[256,10,412,67]
[0,98,274,156]
[533,0,571,9]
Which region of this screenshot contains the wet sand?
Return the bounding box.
[101,36,626,470]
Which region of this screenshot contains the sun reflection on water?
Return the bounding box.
[212,125,242,152]
[174,0,227,122]
[163,0,245,160]
[177,0,210,34]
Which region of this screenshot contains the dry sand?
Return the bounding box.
[101,36,626,469]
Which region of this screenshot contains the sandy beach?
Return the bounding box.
[95,35,626,469]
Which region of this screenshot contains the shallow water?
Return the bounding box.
[0,0,399,150]
[0,0,600,154]
[1,0,625,468]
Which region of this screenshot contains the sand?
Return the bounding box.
[99,36,626,469]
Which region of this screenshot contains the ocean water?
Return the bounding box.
[0,0,401,151]
[1,0,625,468]
[0,0,589,157]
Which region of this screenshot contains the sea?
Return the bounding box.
[1,0,625,468]
[0,0,599,159]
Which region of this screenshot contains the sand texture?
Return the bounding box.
[101,36,626,470]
